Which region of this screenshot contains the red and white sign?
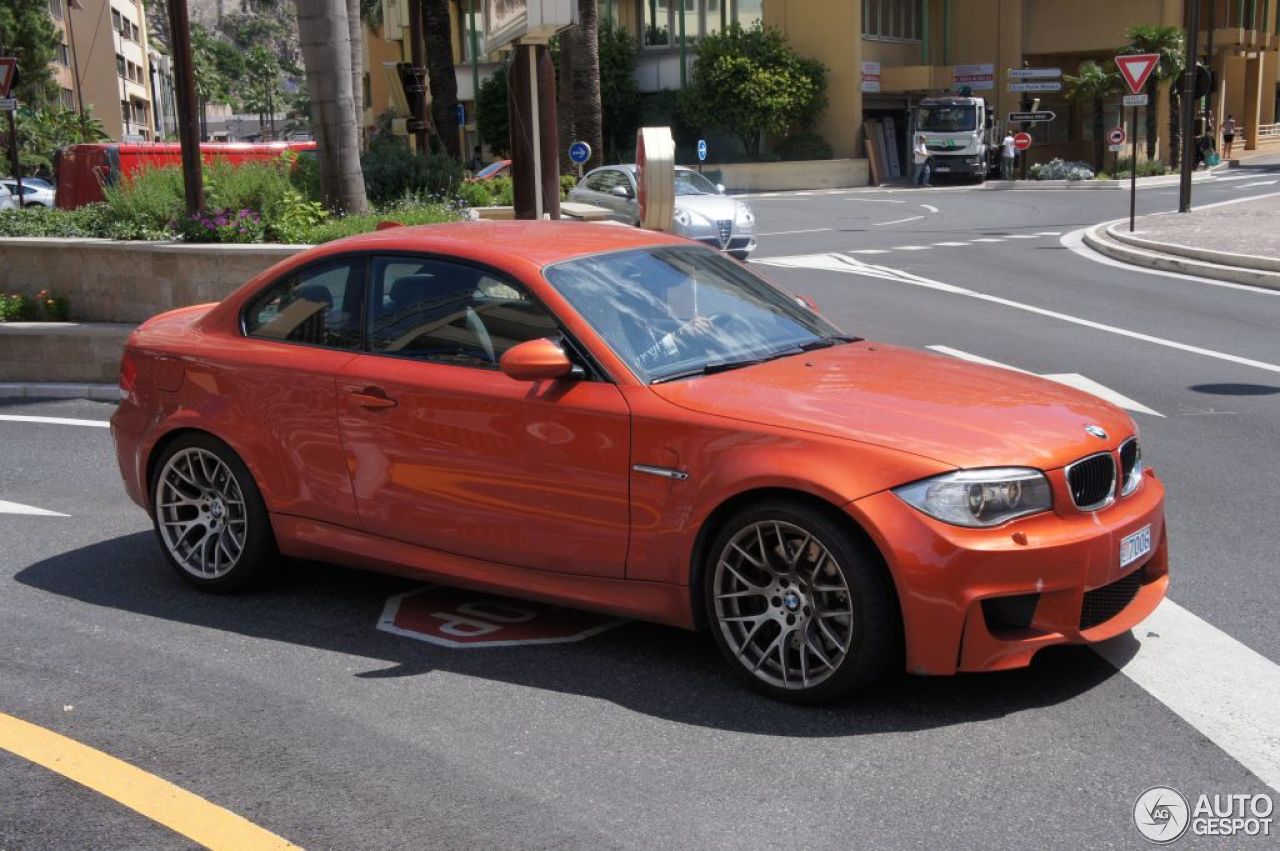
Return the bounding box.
[1013,132,1033,151]
[1108,127,1126,145]
[0,58,17,99]
[953,63,995,92]
[861,61,881,94]
[1115,53,1160,95]
[378,585,623,648]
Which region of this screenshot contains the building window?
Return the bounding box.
[458,8,484,61]
[132,21,140,42]
[863,0,922,42]
[643,0,764,48]
[49,0,63,20]
[61,88,76,110]
[117,54,127,77]
[121,99,131,125]
[112,9,123,31]
[55,43,70,66]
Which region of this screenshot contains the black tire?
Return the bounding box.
[149,433,279,592]
[703,500,902,703]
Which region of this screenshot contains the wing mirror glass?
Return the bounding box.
[499,338,582,381]
[716,183,726,192]
[610,185,631,198]
[796,294,820,313]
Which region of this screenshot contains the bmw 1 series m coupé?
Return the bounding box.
[111,221,1167,702]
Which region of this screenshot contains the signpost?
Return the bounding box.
[696,138,707,173]
[1007,111,1056,123]
[568,139,591,179]
[1008,68,1063,79]
[1013,132,1032,151]
[1008,81,1062,93]
[1115,53,1160,232]
[1123,93,1149,107]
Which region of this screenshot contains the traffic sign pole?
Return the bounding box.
[1130,105,1139,232]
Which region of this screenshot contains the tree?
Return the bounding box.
[598,19,639,162]
[1065,60,1120,174]
[679,23,826,160]
[347,0,364,143]
[422,0,460,158]
[1122,25,1184,166]
[476,64,509,157]
[0,0,59,105]
[5,103,108,174]
[243,47,284,138]
[571,0,603,169]
[294,0,368,212]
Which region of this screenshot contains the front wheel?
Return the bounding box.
[150,434,279,592]
[704,501,902,703]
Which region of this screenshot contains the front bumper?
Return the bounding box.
[928,153,987,175]
[849,468,1168,675]
[677,220,755,256]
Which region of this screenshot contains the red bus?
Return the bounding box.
[54,141,317,209]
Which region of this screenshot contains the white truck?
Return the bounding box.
[915,96,999,182]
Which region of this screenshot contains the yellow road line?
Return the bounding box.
[0,712,301,851]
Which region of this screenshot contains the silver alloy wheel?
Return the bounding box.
[155,447,248,579]
[713,520,855,690]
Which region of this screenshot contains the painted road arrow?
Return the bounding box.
[927,346,1163,416]
[0,499,69,517]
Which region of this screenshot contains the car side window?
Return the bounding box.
[367,256,560,369]
[585,171,611,193]
[244,259,364,350]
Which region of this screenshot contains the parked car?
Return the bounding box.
[112,221,1167,703]
[466,159,511,182]
[54,141,316,209]
[568,165,756,259]
[0,182,13,211]
[1,179,56,208]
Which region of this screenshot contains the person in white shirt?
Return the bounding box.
[1222,114,1238,159]
[912,134,931,187]
[1001,132,1017,180]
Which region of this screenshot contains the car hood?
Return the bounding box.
[677,193,740,222]
[648,342,1134,471]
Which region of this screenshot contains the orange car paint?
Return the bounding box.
[112,221,1168,674]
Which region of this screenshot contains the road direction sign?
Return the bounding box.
[1108,127,1127,145]
[1123,93,1149,107]
[1013,132,1033,151]
[1116,53,1160,94]
[0,98,16,112]
[697,139,708,162]
[378,585,622,648]
[0,58,16,99]
[1008,111,1056,123]
[1008,68,1062,79]
[568,140,591,164]
[1008,81,1062,93]
[1109,144,1126,153]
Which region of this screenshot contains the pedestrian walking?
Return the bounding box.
[912,134,931,187]
[1001,131,1017,180]
[1222,114,1238,160]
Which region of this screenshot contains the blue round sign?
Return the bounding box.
[697,139,708,162]
[568,141,591,164]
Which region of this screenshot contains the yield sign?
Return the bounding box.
[0,58,17,99]
[1116,53,1160,94]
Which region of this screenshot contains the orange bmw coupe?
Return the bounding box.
[112,221,1168,702]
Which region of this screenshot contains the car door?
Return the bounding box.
[335,254,632,578]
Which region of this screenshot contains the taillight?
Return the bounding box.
[119,348,139,394]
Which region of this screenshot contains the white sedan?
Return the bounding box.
[0,179,55,208]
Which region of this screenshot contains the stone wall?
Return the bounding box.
[0,238,304,323]
[704,159,870,193]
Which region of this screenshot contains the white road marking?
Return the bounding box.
[971,237,1005,243]
[844,198,908,203]
[756,253,1280,375]
[933,241,969,246]
[894,245,933,251]
[1004,234,1040,239]
[0,500,69,517]
[920,204,940,213]
[1036,231,1064,236]
[0,415,111,429]
[756,227,834,237]
[874,215,926,226]
[927,346,1163,415]
[847,249,891,254]
[1239,179,1277,188]
[1096,598,1280,793]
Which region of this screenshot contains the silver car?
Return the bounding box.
[568,164,756,259]
[1,179,55,208]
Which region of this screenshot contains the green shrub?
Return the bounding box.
[204,160,294,217]
[491,176,514,206]
[101,166,185,239]
[0,293,40,321]
[298,202,458,244]
[774,130,833,161]
[178,208,267,244]
[362,140,464,205]
[457,181,494,208]
[267,190,329,243]
[560,173,578,199]
[0,204,116,238]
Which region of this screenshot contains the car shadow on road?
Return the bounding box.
[16,532,1138,737]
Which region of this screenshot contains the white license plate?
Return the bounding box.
[1119,525,1152,568]
[934,166,951,172]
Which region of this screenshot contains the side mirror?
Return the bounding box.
[716,183,726,193]
[610,185,631,198]
[499,338,580,381]
[796,294,820,313]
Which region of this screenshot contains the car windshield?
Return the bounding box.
[544,246,847,382]
[674,170,720,196]
[475,161,506,178]
[917,105,977,132]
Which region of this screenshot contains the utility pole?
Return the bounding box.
[1179,0,1201,212]
[406,0,430,154]
[0,38,22,202]
[167,0,203,215]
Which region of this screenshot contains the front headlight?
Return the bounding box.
[673,207,692,227]
[1120,439,1143,496]
[893,468,1053,528]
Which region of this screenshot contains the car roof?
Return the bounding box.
[315,220,694,268]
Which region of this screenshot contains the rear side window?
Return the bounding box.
[244,259,365,350]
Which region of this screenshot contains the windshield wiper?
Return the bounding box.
[650,359,767,384]
[798,334,862,351]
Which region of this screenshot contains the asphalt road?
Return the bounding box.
[3,171,1278,850]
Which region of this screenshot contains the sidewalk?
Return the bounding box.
[1082,189,1280,290]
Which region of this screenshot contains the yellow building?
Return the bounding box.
[49,0,159,141]
[366,1,1279,168]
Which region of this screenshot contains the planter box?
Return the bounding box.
[0,322,135,383]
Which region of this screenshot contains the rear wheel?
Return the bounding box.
[150,434,278,592]
[704,501,901,703]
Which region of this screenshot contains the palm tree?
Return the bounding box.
[572,0,603,170]
[294,0,369,212]
[423,0,461,158]
[1122,25,1185,166]
[347,0,365,144]
[1065,60,1119,174]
